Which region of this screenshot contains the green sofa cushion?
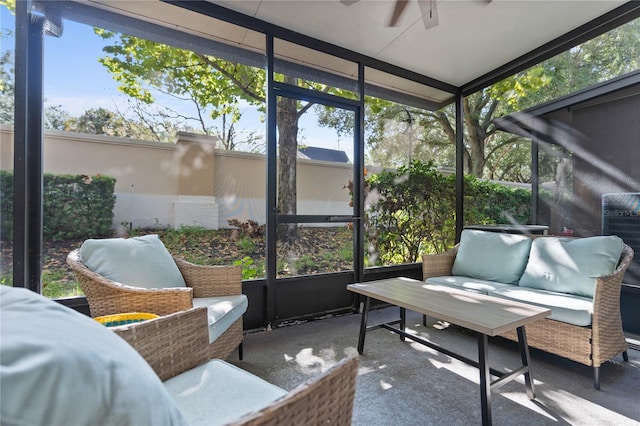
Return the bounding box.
[451,229,532,284]
[518,235,623,298]
[489,286,593,326]
[425,276,515,295]
[80,234,186,289]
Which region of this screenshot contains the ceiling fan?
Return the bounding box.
[341,0,491,30]
[389,0,437,29]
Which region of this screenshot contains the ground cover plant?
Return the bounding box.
[0,225,353,298]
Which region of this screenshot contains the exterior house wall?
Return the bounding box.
[570,93,640,236]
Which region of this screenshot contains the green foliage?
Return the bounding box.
[0,0,15,13]
[94,29,267,148]
[338,242,354,263]
[367,161,456,264]
[463,175,531,226]
[158,226,209,252]
[0,170,13,239]
[293,254,316,275]
[237,236,256,255]
[42,271,82,299]
[0,171,116,241]
[232,256,264,280]
[365,161,532,264]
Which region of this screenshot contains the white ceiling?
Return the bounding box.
[211,0,628,88]
[83,0,631,106]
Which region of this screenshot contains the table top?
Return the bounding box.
[348,278,550,336]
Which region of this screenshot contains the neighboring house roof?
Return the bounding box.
[298,146,350,163]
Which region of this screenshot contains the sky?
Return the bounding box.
[1,6,352,160]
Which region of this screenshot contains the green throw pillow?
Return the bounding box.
[80,234,186,289]
[451,229,532,284]
[518,235,623,298]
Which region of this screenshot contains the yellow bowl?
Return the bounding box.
[94,312,159,327]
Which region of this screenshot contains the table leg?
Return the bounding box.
[400,307,406,342]
[357,296,371,354]
[516,326,535,399]
[478,333,492,426]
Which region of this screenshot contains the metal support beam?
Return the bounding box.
[265,34,277,327]
[354,62,365,284]
[13,2,44,293]
[455,92,464,242]
[531,133,540,224]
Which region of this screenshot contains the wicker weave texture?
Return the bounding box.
[174,258,242,298]
[113,307,211,381]
[421,246,458,279]
[591,244,633,366]
[227,356,359,426]
[500,319,593,365]
[210,319,244,360]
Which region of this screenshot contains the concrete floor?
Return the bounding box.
[230,307,640,425]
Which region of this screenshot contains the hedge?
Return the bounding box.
[366,161,533,264]
[1,171,116,241]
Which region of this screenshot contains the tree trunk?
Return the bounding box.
[463,97,487,178]
[276,79,299,245]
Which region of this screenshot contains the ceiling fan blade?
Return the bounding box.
[417,0,438,30]
[340,0,359,5]
[388,0,409,27]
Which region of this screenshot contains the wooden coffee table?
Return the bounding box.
[347,277,550,426]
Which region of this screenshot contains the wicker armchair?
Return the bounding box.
[114,307,359,426]
[67,249,244,360]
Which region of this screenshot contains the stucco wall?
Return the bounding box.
[0,127,353,230]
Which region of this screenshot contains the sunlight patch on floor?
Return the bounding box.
[503,387,640,424]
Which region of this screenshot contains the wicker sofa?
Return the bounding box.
[422,230,634,390]
[67,234,246,360]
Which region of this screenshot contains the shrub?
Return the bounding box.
[366,161,456,264]
[1,171,116,241]
[365,161,532,264]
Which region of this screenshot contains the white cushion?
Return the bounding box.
[518,236,623,298]
[451,230,532,284]
[164,359,287,426]
[425,276,515,295]
[193,295,249,343]
[0,286,187,426]
[80,234,186,289]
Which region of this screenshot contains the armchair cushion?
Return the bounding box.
[193,295,248,343]
[164,359,287,426]
[80,234,186,289]
[0,286,187,426]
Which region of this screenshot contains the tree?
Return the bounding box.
[0,49,14,124]
[95,31,320,244]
